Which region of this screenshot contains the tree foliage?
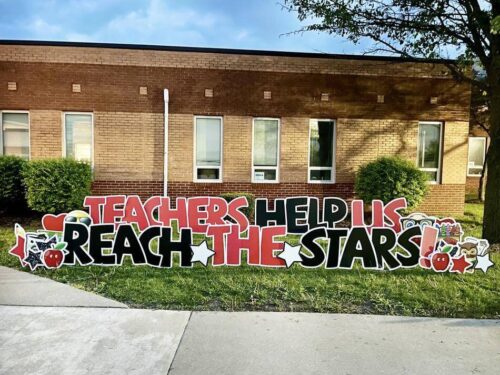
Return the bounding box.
[284,0,500,242]
[285,1,495,87]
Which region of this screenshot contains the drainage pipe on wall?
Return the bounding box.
[163,88,169,196]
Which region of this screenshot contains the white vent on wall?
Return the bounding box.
[140,86,148,95]
[205,88,214,97]
[7,82,17,91]
[72,84,81,93]
[321,93,329,101]
[377,94,385,103]
[263,91,272,100]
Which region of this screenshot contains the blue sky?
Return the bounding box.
[0,0,374,54]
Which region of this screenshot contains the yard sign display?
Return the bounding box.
[9,195,494,274]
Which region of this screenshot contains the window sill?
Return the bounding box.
[193,179,223,183]
[308,180,335,184]
[251,180,280,184]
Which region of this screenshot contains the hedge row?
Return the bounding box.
[0,156,27,209]
[0,156,92,213]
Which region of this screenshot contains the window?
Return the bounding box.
[252,118,280,182]
[64,113,93,163]
[194,116,223,182]
[1,112,29,158]
[467,137,486,176]
[309,119,335,183]
[417,122,442,183]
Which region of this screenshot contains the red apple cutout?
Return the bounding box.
[43,249,65,269]
[432,252,450,272]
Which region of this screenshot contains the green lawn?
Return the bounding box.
[0,202,498,318]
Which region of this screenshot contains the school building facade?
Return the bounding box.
[0,41,472,215]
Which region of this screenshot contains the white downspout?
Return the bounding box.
[163,89,169,196]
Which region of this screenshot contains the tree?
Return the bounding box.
[284,0,500,243]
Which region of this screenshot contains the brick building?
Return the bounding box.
[0,41,471,215]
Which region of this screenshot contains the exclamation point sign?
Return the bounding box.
[419,226,439,268]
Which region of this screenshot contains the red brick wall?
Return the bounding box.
[91,180,164,198]
[466,177,481,195]
[91,180,354,201]
[0,62,470,121]
[166,182,355,202]
[91,180,465,216]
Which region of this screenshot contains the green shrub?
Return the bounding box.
[0,155,27,210]
[220,192,256,220]
[22,158,92,213]
[355,156,428,209]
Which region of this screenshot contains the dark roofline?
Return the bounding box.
[0,39,456,64]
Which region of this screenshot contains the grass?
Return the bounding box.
[0,201,498,318]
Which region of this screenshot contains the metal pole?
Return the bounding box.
[163,89,169,196]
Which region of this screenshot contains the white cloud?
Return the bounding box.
[28,17,62,38]
[65,0,103,12]
[3,0,373,54]
[64,32,93,42]
[106,0,209,31]
[78,0,228,45]
[235,30,249,41]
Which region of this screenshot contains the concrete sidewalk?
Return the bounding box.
[0,266,126,308]
[170,312,500,375]
[0,306,190,375]
[1,266,499,374]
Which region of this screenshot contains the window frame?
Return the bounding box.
[417,121,443,184]
[467,136,487,177]
[307,119,336,184]
[0,110,31,159]
[62,112,94,167]
[251,117,281,183]
[193,115,224,183]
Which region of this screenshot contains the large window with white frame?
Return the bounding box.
[417,121,443,183]
[467,137,487,176]
[64,113,93,164]
[1,111,30,159]
[252,118,280,182]
[309,119,335,183]
[194,116,223,182]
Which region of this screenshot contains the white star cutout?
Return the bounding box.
[190,241,215,266]
[278,242,303,268]
[475,254,494,273]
